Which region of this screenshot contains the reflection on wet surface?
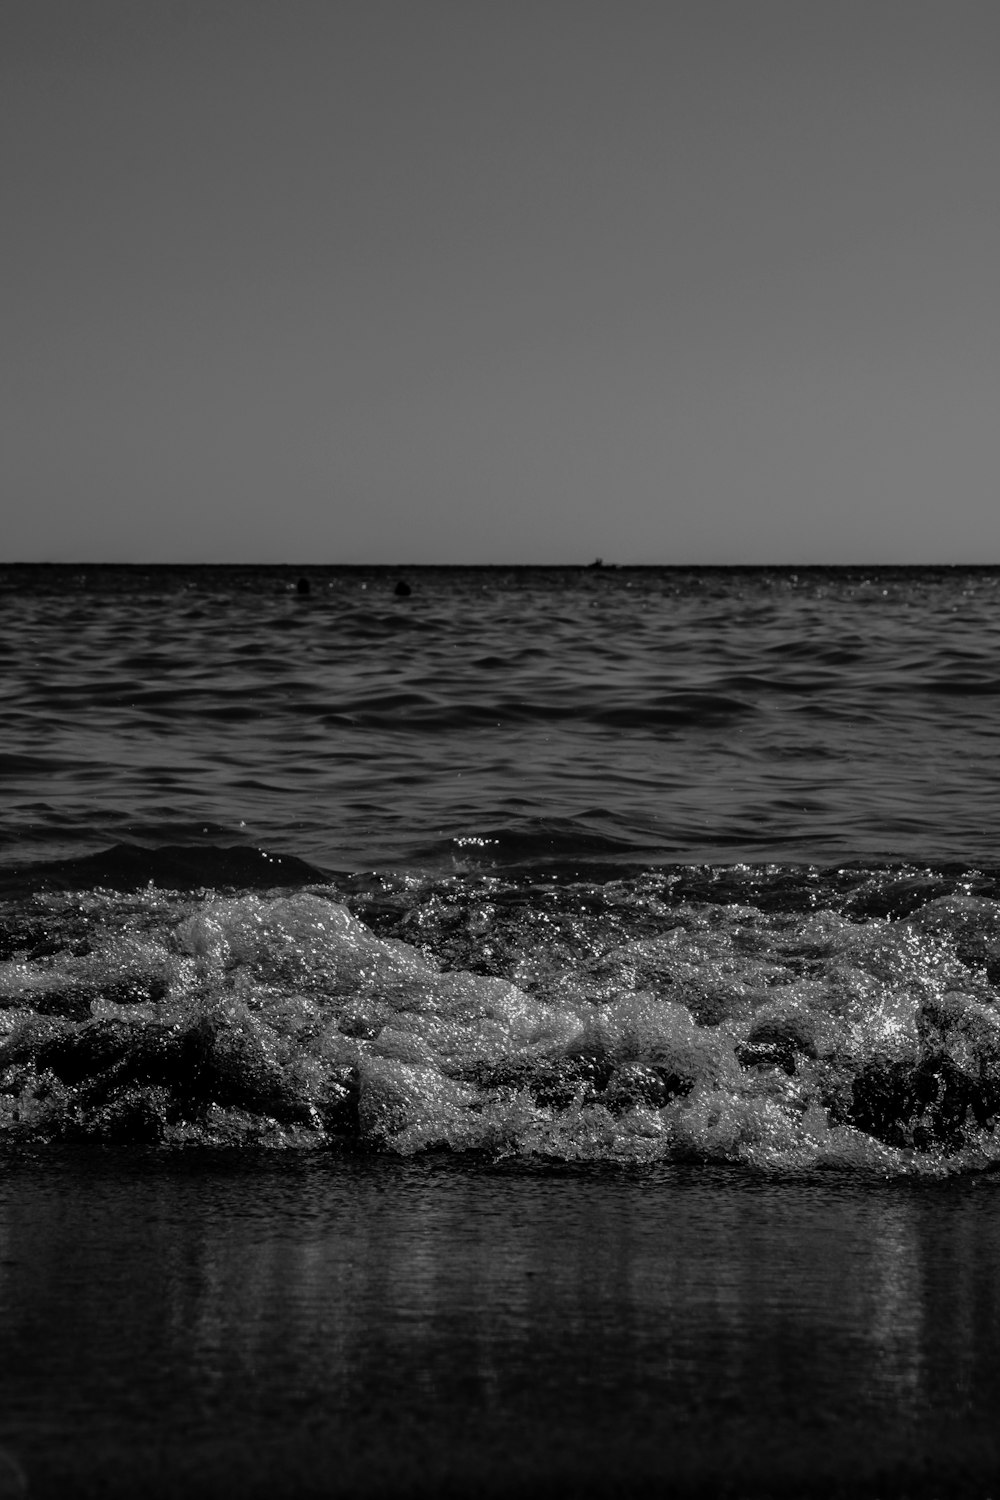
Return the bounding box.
[0,1152,998,1497]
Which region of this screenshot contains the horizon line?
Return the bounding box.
[2,559,1000,571]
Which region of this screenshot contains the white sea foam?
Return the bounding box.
[2,876,999,1174]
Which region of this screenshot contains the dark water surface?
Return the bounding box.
[4,563,1000,870]
[4,565,1000,1495]
[3,1153,999,1499]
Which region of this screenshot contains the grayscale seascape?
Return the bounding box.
[2,564,1000,1496]
[7,0,1000,1492]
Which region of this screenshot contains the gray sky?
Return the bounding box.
[3,0,999,563]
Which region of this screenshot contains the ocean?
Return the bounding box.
[2,563,1000,1497]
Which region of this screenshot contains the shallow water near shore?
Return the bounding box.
[4,564,1000,1494]
[2,1150,999,1499]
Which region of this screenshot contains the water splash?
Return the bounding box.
[2,868,1000,1174]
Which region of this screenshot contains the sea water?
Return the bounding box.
[2,564,1000,1496]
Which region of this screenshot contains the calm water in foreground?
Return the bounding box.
[2,565,1000,1496]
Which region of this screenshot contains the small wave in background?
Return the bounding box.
[3,564,1000,872]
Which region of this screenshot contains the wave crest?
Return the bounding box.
[2,872,1000,1174]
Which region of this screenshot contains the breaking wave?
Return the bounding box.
[3,856,1000,1175]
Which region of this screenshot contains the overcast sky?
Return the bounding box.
[3,0,999,563]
